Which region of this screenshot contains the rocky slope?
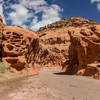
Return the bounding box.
[38,16,95,32]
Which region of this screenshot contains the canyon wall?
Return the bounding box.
[66,24,100,79]
[0,15,100,79]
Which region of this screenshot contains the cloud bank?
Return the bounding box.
[0,0,63,31]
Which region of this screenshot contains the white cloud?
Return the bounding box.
[0,0,63,31]
[42,5,62,20]
[30,4,63,31]
[91,0,100,3]
[31,17,60,31]
[0,0,6,24]
[7,0,63,31]
[8,4,33,26]
[31,16,38,25]
[91,0,100,11]
[21,0,47,8]
[97,3,100,10]
[0,4,3,17]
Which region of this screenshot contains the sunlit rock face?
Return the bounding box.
[39,16,100,79]
[0,15,100,79]
[2,26,38,74]
[37,17,96,69]
[0,16,38,74]
[65,24,100,79]
[37,24,71,68]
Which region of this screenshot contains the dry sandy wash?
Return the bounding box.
[0,69,100,100]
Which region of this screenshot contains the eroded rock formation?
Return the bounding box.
[0,16,38,74]
[2,26,38,74]
[37,17,96,69]
[0,15,100,79]
[66,24,100,79]
[37,27,70,68]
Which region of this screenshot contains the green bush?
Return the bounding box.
[87,26,93,30]
[0,62,8,73]
[69,17,75,23]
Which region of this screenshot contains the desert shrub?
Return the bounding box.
[87,25,93,30]
[69,17,75,23]
[0,62,8,73]
[81,21,87,24]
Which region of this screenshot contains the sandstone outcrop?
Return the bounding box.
[37,26,70,68]
[3,26,37,73]
[65,24,100,79]
[37,17,96,69]
[0,15,100,79]
[1,23,38,74]
[38,16,100,79]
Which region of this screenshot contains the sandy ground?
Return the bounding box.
[0,72,65,100]
[0,69,100,100]
[39,69,100,100]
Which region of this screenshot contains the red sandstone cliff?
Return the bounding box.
[0,16,100,79]
[65,24,100,79]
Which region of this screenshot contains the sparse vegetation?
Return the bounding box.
[87,25,93,30]
[0,61,8,73]
[69,17,75,22]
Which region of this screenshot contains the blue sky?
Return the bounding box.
[0,0,100,31]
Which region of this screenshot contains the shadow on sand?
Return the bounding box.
[53,72,73,75]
